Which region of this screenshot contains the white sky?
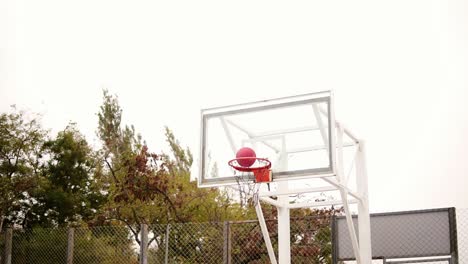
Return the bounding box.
[1,0,467,213]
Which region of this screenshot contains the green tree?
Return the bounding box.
[95,90,243,245]
[26,124,105,227]
[0,108,46,230]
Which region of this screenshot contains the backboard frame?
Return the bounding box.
[197,91,337,188]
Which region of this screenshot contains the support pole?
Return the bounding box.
[339,190,362,263]
[277,138,291,264]
[356,141,372,263]
[259,197,283,208]
[254,202,277,264]
[336,124,362,263]
[277,188,291,264]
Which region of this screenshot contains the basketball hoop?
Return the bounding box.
[228,157,272,206]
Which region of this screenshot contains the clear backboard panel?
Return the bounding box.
[198,91,335,187]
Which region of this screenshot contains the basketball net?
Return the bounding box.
[228,158,272,207]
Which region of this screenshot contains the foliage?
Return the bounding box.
[0,108,46,229]
[95,90,243,246]
[26,124,105,228]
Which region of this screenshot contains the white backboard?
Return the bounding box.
[198,91,336,187]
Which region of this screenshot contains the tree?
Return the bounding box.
[0,107,46,230]
[95,90,245,246]
[26,124,105,228]
[95,89,163,237]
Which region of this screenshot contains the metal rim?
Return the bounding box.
[228,157,271,172]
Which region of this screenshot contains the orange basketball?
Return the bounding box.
[236,147,256,167]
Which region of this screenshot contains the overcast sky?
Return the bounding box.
[1,0,467,213]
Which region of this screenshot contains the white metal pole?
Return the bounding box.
[339,190,362,263]
[336,124,362,263]
[322,177,362,202]
[259,197,283,208]
[277,139,291,264]
[277,183,291,264]
[287,199,358,209]
[356,141,372,263]
[258,186,339,197]
[254,202,278,264]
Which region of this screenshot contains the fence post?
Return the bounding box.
[164,224,171,264]
[4,228,12,264]
[223,221,231,264]
[223,222,227,264]
[140,224,148,264]
[66,228,75,264]
[449,207,459,264]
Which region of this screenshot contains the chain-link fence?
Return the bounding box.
[342,258,455,264]
[148,222,225,263]
[73,226,139,264]
[0,231,4,264]
[228,216,333,264]
[1,208,468,264]
[335,208,464,264]
[458,208,468,264]
[230,220,277,263]
[11,227,68,264]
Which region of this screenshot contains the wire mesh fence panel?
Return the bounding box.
[73,226,139,264]
[147,224,169,264]
[0,231,4,264]
[230,220,277,264]
[398,262,449,264]
[334,208,457,262]
[348,259,453,264]
[229,216,334,264]
[457,208,468,264]
[1,207,467,264]
[11,227,68,264]
[165,222,224,264]
[290,217,334,264]
[340,260,385,264]
[385,259,451,264]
